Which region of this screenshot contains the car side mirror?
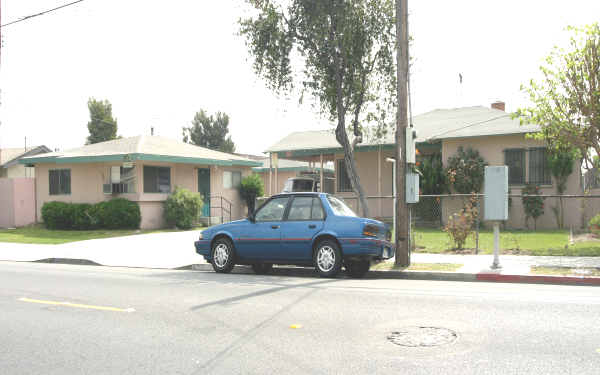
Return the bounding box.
[248,213,255,223]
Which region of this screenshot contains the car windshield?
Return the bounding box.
[326,196,357,217]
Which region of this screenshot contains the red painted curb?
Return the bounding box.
[476,273,600,286]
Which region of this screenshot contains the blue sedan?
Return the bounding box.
[194,192,395,278]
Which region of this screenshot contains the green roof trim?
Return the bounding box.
[273,142,440,158]
[20,153,262,167]
[252,166,334,173]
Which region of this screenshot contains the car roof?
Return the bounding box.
[271,192,326,198]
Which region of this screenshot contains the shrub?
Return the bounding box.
[41,199,140,230]
[522,184,545,230]
[444,195,478,250]
[446,146,487,193]
[239,174,264,215]
[98,198,141,229]
[588,214,600,236]
[71,203,94,230]
[41,201,73,229]
[164,187,203,229]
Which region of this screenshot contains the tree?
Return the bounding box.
[548,150,575,229]
[239,174,265,215]
[239,0,397,217]
[182,109,236,153]
[86,98,118,144]
[517,23,599,168]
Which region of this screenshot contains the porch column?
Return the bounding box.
[320,153,324,192]
[378,146,382,218]
[269,153,273,196]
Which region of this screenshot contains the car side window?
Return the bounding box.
[311,198,325,220]
[288,197,313,220]
[255,197,289,222]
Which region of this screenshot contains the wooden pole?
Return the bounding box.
[395,0,410,267]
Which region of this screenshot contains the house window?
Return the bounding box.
[528,148,551,185]
[49,169,71,195]
[223,171,241,189]
[336,159,352,192]
[119,166,136,193]
[143,166,171,193]
[504,149,526,185]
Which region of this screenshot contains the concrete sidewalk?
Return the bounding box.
[1,233,599,285]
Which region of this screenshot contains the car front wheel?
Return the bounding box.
[211,237,236,273]
[314,239,342,278]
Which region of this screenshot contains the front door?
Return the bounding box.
[198,168,211,217]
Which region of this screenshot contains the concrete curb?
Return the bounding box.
[13,259,600,286]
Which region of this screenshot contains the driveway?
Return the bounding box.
[0,230,207,269]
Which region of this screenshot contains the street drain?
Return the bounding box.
[388,326,458,347]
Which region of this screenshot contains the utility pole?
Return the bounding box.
[395,0,410,267]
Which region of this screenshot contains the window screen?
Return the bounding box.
[528,148,551,185]
[504,149,525,185]
[49,169,71,195]
[143,166,171,193]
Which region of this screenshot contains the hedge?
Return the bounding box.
[164,187,203,230]
[41,199,141,230]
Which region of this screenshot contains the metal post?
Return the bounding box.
[221,196,224,224]
[491,222,501,269]
[320,153,324,193]
[475,197,480,254]
[386,158,397,240]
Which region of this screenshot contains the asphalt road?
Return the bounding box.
[1,261,599,375]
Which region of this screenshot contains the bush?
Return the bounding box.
[446,146,487,193]
[588,214,600,236]
[522,184,544,230]
[97,198,141,229]
[444,195,478,250]
[41,201,73,229]
[164,187,203,229]
[41,199,140,230]
[239,174,264,215]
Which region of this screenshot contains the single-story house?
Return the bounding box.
[20,136,261,229]
[265,102,583,229]
[0,145,51,178]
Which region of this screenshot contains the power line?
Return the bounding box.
[1,0,85,28]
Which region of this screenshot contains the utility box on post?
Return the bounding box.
[406,127,417,164]
[406,171,419,204]
[484,166,508,221]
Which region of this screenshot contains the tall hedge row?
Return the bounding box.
[41,199,141,230]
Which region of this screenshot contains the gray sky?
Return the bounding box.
[1,0,599,154]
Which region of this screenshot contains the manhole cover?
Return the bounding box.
[388,326,458,347]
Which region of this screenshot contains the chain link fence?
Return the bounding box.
[336,193,600,255]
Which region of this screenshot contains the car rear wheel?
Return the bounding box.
[211,237,236,273]
[313,239,342,278]
[251,263,273,275]
[346,260,370,278]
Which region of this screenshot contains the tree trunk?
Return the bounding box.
[335,125,370,218]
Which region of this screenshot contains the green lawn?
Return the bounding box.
[412,228,600,256]
[530,266,600,277]
[0,225,204,245]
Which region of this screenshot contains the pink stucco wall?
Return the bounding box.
[34,161,253,229]
[0,178,35,228]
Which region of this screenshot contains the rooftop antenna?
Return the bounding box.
[24,136,27,151]
[150,126,154,136]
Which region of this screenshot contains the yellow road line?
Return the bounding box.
[19,297,135,313]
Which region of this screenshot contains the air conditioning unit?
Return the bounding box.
[103,183,128,194]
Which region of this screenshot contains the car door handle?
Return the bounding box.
[308,224,316,229]
[271,225,280,229]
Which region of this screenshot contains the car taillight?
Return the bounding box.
[362,224,379,237]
